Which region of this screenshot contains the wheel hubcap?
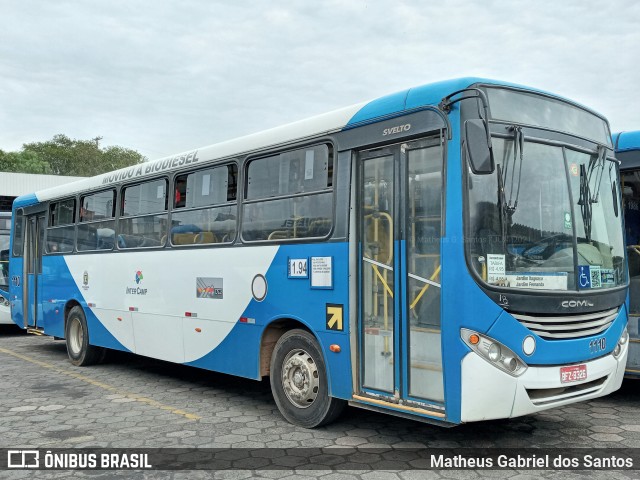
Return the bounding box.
[69,318,83,355]
[281,348,319,408]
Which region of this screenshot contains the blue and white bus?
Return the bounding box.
[616,130,640,376]
[8,78,629,426]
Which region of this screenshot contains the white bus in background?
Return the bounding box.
[0,211,12,324]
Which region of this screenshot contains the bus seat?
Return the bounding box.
[268,230,289,240]
[173,233,196,245]
[194,232,216,244]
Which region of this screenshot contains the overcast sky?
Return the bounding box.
[1,1,638,161]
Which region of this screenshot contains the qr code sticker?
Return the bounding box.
[590,266,601,288]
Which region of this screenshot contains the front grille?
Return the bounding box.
[526,376,608,405]
[512,308,618,340]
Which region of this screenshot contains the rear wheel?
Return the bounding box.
[65,306,105,366]
[270,329,345,428]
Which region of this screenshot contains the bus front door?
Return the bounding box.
[357,136,445,416]
[23,214,45,329]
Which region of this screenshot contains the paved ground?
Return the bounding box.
[1,323,640,479]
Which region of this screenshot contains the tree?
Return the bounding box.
[20,134,146,176]
[0,149,51,174]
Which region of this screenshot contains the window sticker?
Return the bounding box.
[564,212,572,229]
[590,265,602,288]
[202,174,210,196]
[578,265,591,289]
[305,150,315,180]
[505,272,568,290]
[570,163,579,176]
[487,254,506,285]
[600,268,616,286]
[579,265,607,289]
[156,185,164,199]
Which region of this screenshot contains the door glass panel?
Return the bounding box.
[37,216,45,274]
[361,154,395,392]
[407,144,444,401]
[26,216,39,327]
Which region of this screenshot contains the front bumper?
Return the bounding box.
[460,342,627,422]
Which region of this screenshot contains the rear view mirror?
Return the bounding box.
[465,119,495,174]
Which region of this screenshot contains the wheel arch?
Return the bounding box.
[63,299,83,337]
[259,317,317,378]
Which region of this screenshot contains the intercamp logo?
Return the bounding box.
[7,450,39,468]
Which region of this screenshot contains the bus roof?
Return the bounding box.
[613,131,640,152]
[13,77,599,208]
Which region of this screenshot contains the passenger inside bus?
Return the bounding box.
[175,178,187,209]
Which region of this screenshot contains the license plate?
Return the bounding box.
[560,364,587,384]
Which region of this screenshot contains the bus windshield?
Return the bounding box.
[467,135,625,292]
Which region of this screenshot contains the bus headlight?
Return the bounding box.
[613,327,629,359]
[0,294,8,306]
[461,328,527,377]
[488,343,501,362]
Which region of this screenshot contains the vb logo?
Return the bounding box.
[7,450,39,469]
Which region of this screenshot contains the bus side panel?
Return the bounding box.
[186,242,352,399]
[41,255,134,352]
[84,308,132,353]
[40,255,77,338]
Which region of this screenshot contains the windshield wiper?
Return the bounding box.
[497,126,525,244]
[577,163,592,242]
[588,145,606,203]
[578,146,606,243]
[501,126,525,215]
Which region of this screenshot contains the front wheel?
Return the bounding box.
[65,306,105,366]
[270,329,345,428]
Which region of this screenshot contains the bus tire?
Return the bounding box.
[270,329,345,428]
[65,306,104,366]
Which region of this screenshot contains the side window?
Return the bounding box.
[171,164,238,246]
[242,144,333,241]
[12,211,24,257]
[119,179,168,249]
[47,199,76,253]
[77,190,116,251]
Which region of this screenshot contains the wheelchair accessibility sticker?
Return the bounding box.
[579,265,607,289]
[578,265,591,289]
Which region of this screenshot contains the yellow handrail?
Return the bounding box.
[409,265,441,311]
